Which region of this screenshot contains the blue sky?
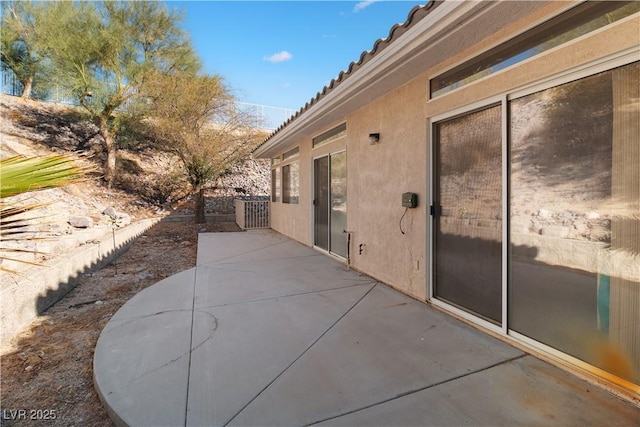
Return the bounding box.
[166,1,422,111]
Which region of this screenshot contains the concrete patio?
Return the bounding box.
[93,229,640,426]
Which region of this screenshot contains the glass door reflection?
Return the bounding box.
[314,151,347,258]
[433,104,503,324]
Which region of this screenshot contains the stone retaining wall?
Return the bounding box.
[1,218,159,343]
[205,158,270,214]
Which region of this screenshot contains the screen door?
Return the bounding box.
[433,104,503,324]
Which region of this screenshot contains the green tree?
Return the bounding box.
[144,72,266,223]
[0,1,54,98]
[45,1,199,186]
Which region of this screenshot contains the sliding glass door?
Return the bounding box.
[314,151,347,258]
[509,62,639,384]
[431,61,639,386]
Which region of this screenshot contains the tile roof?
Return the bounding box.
[257,0,440,150]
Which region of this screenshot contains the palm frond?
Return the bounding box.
[1,154,93,274]
[1,154,93,198]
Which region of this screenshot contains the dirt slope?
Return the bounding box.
[0,94,242,426]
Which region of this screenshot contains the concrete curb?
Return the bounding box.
[161,213,236,222]
[1,217,161,344]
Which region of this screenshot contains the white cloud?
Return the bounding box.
[281,82,291,89]
[353,0,381,13]
[263,51,293,63]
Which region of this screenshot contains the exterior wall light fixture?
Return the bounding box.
[368,133,380,145]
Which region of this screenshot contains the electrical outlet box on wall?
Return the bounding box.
[402,192,418,208]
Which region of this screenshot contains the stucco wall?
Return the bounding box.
[270,139,313,245]
[268,9,638,302]
[345,78,428,300]
[270,79,429,301]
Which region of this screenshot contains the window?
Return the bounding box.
[282,162,299,204]
[283,146,299,160]
[313,123,346,148]
[430,1,639,98]
[271,167,280,202]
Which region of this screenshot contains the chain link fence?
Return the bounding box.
[2,69,295,131]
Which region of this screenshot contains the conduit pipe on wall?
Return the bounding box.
[344,230,354,270]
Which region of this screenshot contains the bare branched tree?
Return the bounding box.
[144,72,267,222]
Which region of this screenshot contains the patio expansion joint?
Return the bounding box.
[306,353,530,426]
[195,280,379,310]
[223,281,380,427]
[198,239,319,266]
[184,259,200,427]
[205,252,326,267]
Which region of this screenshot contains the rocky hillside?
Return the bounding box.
[0,93,269,273]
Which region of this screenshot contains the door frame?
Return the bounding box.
[312,148,347,260]
[427,94,508,336]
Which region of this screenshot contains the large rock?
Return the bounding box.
[102,207,132,226]
[540,225,570,238]
[102,206,119,219]
[68,216,93,228]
